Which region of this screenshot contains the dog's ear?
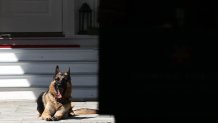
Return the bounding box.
[55,65,60,75]
[67,67,70,75]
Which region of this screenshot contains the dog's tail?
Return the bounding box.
[70,108,98,116]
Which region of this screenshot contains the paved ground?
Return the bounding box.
[0,100,115,123]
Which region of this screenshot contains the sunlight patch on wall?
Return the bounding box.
[0,66,24,74]
[0,53,18,62]
[0,79,30,87]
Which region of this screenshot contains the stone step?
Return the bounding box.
[0,47,98,101]
[0,75,97,87]
[0,101,114,123]
[0,48,98,62]
[0,62,97,75]
[0,87,97,101]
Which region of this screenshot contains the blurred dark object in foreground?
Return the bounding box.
[98,0,218,123]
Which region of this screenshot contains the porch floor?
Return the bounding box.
[0,101,114,123]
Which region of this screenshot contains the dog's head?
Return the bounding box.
[49,65,72,100]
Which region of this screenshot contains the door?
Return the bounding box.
[0,0,62,32]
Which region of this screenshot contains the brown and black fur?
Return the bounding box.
[36,65,97,121]
[36,65,72,121]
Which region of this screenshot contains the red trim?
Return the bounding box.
[0,45,80,48]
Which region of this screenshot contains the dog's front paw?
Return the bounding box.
[51,116,58,121]
[41,115,52,121]
[45,117,52,121]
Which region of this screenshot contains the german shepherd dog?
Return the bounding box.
[36,65,97,121]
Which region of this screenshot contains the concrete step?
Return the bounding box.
[0,74,97,100]
[0,47,98,101]
[0,75,97,87]
[0,62,97,75]
[0,101,115,123]
[0,48,98,62]
[0,87,97,101]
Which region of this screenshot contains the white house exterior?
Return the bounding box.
[0,0,99,101]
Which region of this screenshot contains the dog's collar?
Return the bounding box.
[48,89,70,105]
